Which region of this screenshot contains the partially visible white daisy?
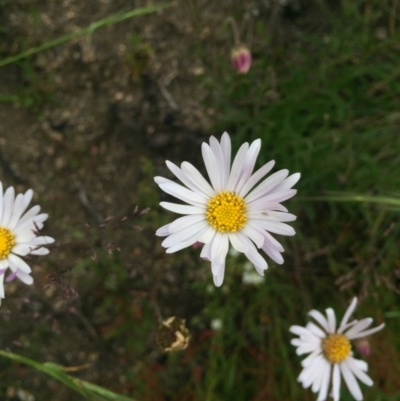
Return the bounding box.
[290,297,385,401]
[0,183,54,301]
[155,132,300,286]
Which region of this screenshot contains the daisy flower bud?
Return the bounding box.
[231,45,252,74]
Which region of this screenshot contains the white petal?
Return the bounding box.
[181,162,215,197]
[165,227,208,253]
[290,325,312,336]
[245,170,289,203]
[239,160,275,198]
[346,323,385,340]
[156,223,171,237]
[14,205,41,228]
[257,220,296,236]
[250,189,297,204]
[14,213,48,235]
[8,254,32,274]
[339,297,358,330]
[244,245,268,274]
[160,182,207,207]
[326,308,337,333]
[262,243,284,264]
[9,189,33,230]
[211,233,229,267]
[8,193,25,230]
[209,136,226,192]
[212,262,226,287]
[0,273,4,298]
[1,186,15,227]
[36,236,54,245]
[16,270,34,285]
[340,360,363,401]
[10,245,30,256]
[162,220,208,248]
[301,355,326,389]
[311,359,325,393]
[273,172,301,191]
[317,360,331,401]
[226,142,249,191]
[332,363,341,401]
[234,139,261,194]
[346,357,373,386]
[202,143,221,192]
[154,176,170,185]
[166,161,209,197]
[308,309,330,332]
[22,189,34,210]
[301,349,323,368]
[198,226,216,244]
[249,210,297,222]
[261,230,284,252]
[160,202,205,215]
[22,236,54,246]
[220,132,231,187]
[30,247,50,255]
[169,214,206,233]
[353,358,368,372]
[338,319,359,334]
[210,232,222,266]
[242,224,264,248]
[311,365,324,393]
[343,318,373,337]
[296,340,323,355]
[228,232,248,253]
[200,239,212,261]
[307,322,327,338]
[247,202,289,214]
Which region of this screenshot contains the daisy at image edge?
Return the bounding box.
[290,297,385,401]
[155,131,300,286]
[0,183,54,301]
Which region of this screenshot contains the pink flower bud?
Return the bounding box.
[355,339,370,356]
[231,45,252,74]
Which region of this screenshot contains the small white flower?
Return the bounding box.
[290,297,385,401]
[211,318,223,331]
[155,132,300,286]
[0,183,54,301]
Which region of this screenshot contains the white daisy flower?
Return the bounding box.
[290,297,385,401]
[0,183,54,301]
[155,132,300,286]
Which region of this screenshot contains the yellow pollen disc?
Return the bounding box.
[0,227,15,260]
[322,333,351,363]
[206,191,247,233]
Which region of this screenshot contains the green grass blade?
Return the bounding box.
[0,3,173,67]
[0,350,137,401]
[299,193,400,207]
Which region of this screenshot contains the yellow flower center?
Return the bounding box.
[206,191,247,233]
[322,333,351,363]
[0,227,15,260]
